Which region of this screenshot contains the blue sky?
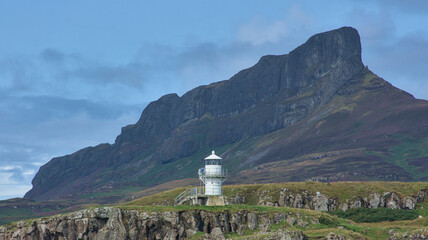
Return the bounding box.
[0,0,427,199]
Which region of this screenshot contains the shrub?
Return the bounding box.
[329,208,418,223]
[319,215,339,226]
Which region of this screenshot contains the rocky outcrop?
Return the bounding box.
[389,230,428,240]
[0,207,310,240]
[339,191,422,211]
[236,188,428,211]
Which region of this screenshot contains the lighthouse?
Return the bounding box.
[198,150,226,195]
[174,150,227,206]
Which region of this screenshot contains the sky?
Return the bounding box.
[0,0,427,200]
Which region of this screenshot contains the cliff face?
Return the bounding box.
[1,204,427,240]
[25,26,428,201]
[0,207,308,240]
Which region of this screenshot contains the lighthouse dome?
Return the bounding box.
[205,150,222,160]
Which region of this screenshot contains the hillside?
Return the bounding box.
[3,182,428,239]
[25,26,428,201]
[4,205,428,240]
[127,182,428,211]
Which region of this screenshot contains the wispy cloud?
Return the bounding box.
[0,0,427,200]
[0,93,143,199]
[346,7,428,99]
[236,4,313,46]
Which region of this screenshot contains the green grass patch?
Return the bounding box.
[186,231,205,240]
[222,137,261,173]
[329,208,419,223]
[79,186,143,199]
[137,144,233,187]
[415,200,428,217]
[0,208,36,225]
[129,182,428,207]
[368,135,428,180]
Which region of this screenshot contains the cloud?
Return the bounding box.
[0,22,309,199]
[0,50,151,103]
[369,31,428,99]
[346,7,428,100]
[367,0,428,14]
[348,8,396,41]
[61,61,147,89]
[237,16,289,45]
[0,93,143,199]
[41,48,65,64]
[0,181,32,199]
[236,4,313,46]
[1,1,428,200]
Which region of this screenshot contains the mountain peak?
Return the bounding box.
[302,26,362,61]
[257,27,361,67]
[30,27,428,202]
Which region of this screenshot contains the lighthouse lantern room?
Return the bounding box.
[198,150,226,195]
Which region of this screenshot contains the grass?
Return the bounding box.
[415,200,428,217]
[3,198,428,240]
[346,121,365,135]
[136,144,233,187]
[389,136,428,179]
[127,182,428,207]
[122,184,428,240]
[362,71,378,87]
[0,208,37,225]
[120,181,428,240]
[3,179,428,239]
[329,208,419,223]
[222,136,261,173]
[368,135,428,180]
[79,186,143,199]
[186,231,205,240]
[304,228,367,240]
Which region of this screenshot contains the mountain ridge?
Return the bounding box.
[25,26,428,201]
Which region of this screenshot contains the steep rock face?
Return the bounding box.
[0,207,308,240]
[25,27,365,200]
[122,26,363,163]
[227,67,428,183]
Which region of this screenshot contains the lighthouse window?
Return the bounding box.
[206,160,220,165]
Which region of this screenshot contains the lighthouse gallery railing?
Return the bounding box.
[199,169,227,178]
[174,187,205,205]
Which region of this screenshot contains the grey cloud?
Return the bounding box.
[0,50,153,103]
[363,31,428,99]
[41,48,65,64]
[0,95,143,124]
[349,0,428,14]
[348,8,396,41]
[0,95,143,195]
[0,57,41,92]
[63,62,147,88]
[6,168,27,183]
[341,5,428,100]
[2,9,428,199]
[371,32,428,75]
[371,0,428,14]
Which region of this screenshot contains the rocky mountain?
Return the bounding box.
[25,27,428,201]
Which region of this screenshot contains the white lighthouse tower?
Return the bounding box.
[198,150,226,195]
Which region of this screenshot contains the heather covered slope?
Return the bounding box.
[25,27,428,201]
[227,68,428,184]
